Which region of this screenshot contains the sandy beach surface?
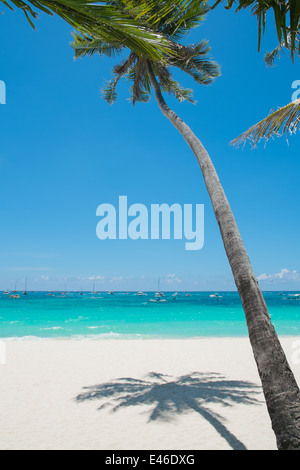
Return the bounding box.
[0,336,299,450]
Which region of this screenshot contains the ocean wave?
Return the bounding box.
[40,327,63,331]
[70,331,121,339]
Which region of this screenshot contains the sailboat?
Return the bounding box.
[155,278,163,297]
[23,276,29,295]
[150,278,167,302]
[91,281,97,299]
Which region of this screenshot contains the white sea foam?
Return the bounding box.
[101,331,120,337]
[40,327,63,331]
[4,336,47,342]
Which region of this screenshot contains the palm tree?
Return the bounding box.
[73,1,300,449]
[0,0,172,60]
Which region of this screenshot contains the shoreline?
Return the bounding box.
[1,333,300,341]
[1,336,300,450]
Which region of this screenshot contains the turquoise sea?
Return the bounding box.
[0,291,300,339]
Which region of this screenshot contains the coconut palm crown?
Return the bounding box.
[72,1,220,106]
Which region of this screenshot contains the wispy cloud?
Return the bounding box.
[257,268,300,282]
[87,275,105,281]
[76,275,106,282]
[164,273,182,285]
[32,275,50,282]
[110,276,124,283]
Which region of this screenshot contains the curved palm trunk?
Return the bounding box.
[146,60,300,450]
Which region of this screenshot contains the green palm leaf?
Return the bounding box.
[231,99,300,147]
[71,1,219,107]
[0,0,173,61]
[264,32,300,66]
[212,0,300,59]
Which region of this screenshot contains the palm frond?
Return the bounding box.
[72,33,125,59]
[123,0,209,29]
[126,60,150,104]
[145,1,210,40]
[1,0,173,61]
[155,64,195,102]
[105,0,210,41]
[171,41,220,84]
[264,32,300,66]
[212,0,300,59]
[102,76,122,104]
[102,53,136,104]
[131,60,147,104]
[264,42,285,67]
[231,99,300,147]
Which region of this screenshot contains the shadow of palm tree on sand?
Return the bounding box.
[76,371,262,450]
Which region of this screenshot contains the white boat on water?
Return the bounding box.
[155,291,164,297]
[209,293,222,298]
[155,278,164,297]
[288,294,300,299]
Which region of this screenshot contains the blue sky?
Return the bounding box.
[0,4,299,291]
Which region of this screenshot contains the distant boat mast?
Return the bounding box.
[23,275,28,295]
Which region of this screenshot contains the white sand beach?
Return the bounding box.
[0,337,299,450]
